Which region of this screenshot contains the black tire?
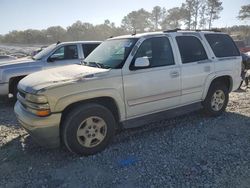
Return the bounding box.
[202,82,229,117]
[10,78,20,101]
[12,82,18,100]
[62,103,116,156]
[238,80,243,90]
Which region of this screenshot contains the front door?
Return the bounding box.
[45,44,81,68]
[122,36,181,119]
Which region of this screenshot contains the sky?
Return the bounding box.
[0,0,249,35]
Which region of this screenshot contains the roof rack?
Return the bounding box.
[163,28,181,33]
[163,28,221,33]
[195,29,221,32]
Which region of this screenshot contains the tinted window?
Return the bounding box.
[51,45,78,60]
[205,34,240,57]
[176,36,208,64]
[82,43,100,57]
[132,37,174,69]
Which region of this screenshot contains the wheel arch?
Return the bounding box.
[202,75,233,100]
[9,75,26,94]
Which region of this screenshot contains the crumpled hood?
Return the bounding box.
[19,64,109,93]
[0,57,36,69]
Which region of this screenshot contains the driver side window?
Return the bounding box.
[50,45,78,61]
[130,37,175,69]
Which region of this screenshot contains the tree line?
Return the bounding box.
[0,1,249,45]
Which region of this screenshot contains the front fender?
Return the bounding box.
[53,88,126,121]
[3,65,43,83]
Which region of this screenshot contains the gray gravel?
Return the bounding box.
[0,88,250,188]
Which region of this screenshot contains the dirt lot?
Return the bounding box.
[0,88,250,188]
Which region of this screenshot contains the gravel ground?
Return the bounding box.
[0,88,250,188]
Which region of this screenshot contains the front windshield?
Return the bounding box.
[33,44,56,60]
[84,38,138,69]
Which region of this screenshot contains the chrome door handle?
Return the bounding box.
[170,71,180,78]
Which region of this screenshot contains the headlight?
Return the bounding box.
[25,93,48,104]
[17,92,51,117]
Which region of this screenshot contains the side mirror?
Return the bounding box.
[47,56,57,62]
[134,57,150,68]
[47,57,54,62]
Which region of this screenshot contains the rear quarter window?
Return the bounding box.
[205,34,240,58]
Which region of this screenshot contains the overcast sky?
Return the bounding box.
[0,0,249,34]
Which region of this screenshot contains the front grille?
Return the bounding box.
[19,90,26,99]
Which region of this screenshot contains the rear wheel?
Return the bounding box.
[202,82,229,116]
[62,103,116,155]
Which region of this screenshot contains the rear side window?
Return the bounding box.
[82,43,100,57]
[176,36,208,64]
[205,34,240,57]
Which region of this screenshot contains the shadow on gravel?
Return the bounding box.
[0,105,250,187]
[1,109,249,156]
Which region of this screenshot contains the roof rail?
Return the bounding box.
[163,28,221,33]
[163,28,181,33]
[195,29,221,32]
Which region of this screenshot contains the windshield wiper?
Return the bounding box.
[84,61,110,69]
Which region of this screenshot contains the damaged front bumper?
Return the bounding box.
[14,101,62,148]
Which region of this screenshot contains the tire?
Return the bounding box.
[238,80,243,90]
[202,82,229,117]
[62,103,116,155]
[12,82,18,100]
[9,80,19,101]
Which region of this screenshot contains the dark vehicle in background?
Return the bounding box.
[239,53,250,89]
[234,40,250,53]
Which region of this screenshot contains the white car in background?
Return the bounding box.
[0,41,101,98]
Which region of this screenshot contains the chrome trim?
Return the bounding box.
[128,90,181,106]
[182,85,203,95]
[197,59,213,64]
[218,57,239,61]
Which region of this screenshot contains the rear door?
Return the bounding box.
[175,34,214,104]
[204,33,242,91]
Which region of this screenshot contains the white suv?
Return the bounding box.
[15,30,242,155]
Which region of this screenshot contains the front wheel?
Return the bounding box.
[62,103,116,155]
[202,83,229,116]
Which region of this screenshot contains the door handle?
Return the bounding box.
[170,71,180,78]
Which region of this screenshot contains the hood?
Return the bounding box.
[19,64,110,93]
[0,57,37,68]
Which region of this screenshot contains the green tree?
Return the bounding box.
[121,9,152,33]
[192,0,205,29]
[238,4,250,20]
[161,7,184,30]
[206,0,223,29]
[181,1,195,29]
[150,6,166,30]
[46,26,66,42]
[199,5,208,29]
